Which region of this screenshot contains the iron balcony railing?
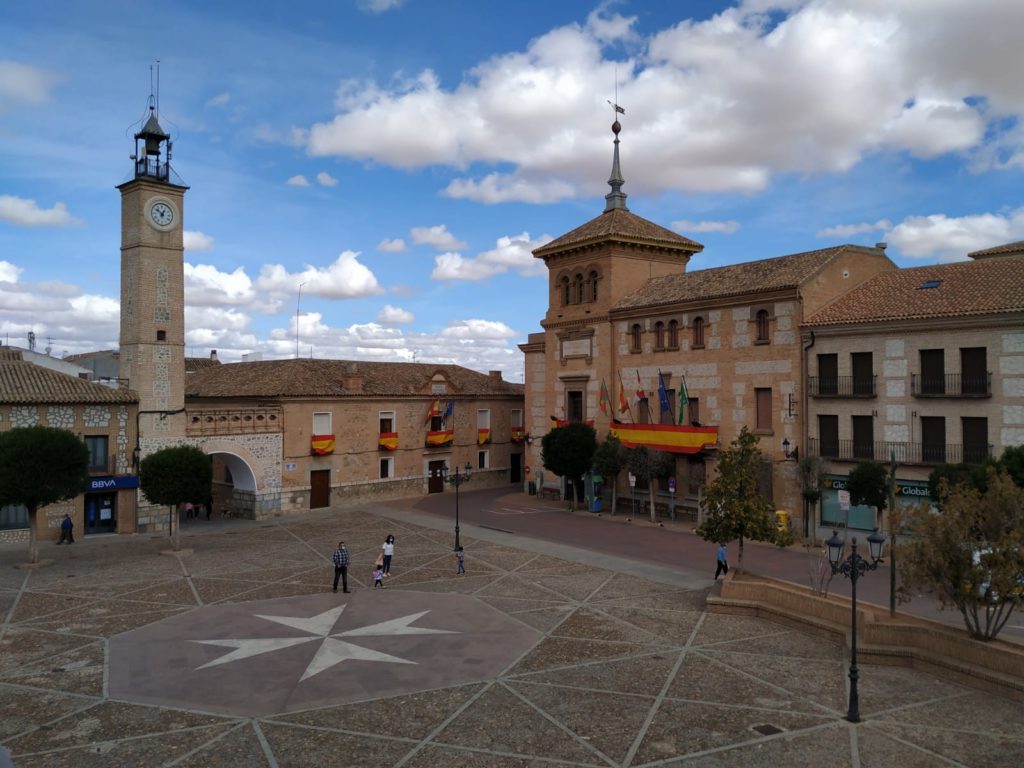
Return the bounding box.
[808,376,877,398]
[808,438,993,465]
[910,372,991,397]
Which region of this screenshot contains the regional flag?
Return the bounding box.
[598,379,611,416]
[677,375,690,425]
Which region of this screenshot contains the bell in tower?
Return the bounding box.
[132,103,171,182]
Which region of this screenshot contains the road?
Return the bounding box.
[412,484,1024,642]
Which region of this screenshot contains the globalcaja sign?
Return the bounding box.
[820,475,933,531]
[86,476,140,492]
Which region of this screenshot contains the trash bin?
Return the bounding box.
[528,481,536,495]
[775,510,789,532]
[591,497,602,513]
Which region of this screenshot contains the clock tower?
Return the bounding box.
[117,103,188,440]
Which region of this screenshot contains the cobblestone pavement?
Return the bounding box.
[1,505,1021,767]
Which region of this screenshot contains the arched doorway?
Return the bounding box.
[208,451,260,519]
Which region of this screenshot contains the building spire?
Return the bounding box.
[604,115,628,213]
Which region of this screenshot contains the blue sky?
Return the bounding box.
[2,0,1023,382]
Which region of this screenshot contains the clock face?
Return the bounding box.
[150,202,174,227]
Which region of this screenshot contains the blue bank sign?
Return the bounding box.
[87,476,140,492]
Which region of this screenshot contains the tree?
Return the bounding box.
[0,426,90,564]
[592,434,626,516]
[540,423,596,511]
[846,461,890,527]
[928,462,991,501]
[798,455,823,540]
[998,445,1024,488]
[696,427,776,570]
[139,445,212,550]
[626,446,673,523]
[898,469,1024,641]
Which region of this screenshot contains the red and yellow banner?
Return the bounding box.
[311,434,336,455]
[426,429,454,447]
[551,418,595,428]
[477,428,491,445]
[378,432,398,451]
[511,428,527,443]
[609,422,718,454]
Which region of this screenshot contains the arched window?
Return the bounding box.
[560,276,570,306]
[755,309,770,343]
[693,316,705,348]
[667,319,679,349]
[654,321,665,350]
[588,270,599,302]
[573,273,584,304]
[630,324,642,353]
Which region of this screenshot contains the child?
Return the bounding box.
[455,546,465,575]
[373,564,385,588]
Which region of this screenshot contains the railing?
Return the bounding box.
[808,438,993,465]
[135,157,170,181]
[808,376,876,398]
[186,407,283,436]
[910,372,991,397]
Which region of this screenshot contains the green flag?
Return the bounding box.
[677,374,689,425]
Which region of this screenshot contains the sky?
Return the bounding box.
[2,0,1024,384]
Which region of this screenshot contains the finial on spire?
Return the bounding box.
[604,101,628,213]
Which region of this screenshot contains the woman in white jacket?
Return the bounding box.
[381,534,395,576]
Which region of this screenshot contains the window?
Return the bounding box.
[379,411,395,434]
[755,309,770,343]
[755,388,772,432]
[818,415,839,458]
[430,415,444,432]
[477,409,490,429]
[630,324,642,353]
[0,504,28,531]
[961,347,988,395]
[962,417,988,464]
[312,412,332,435]
[667,320,679,349]
[84,435,109,472]
[654,321,665,350]
[511,408,523,429]
[818,353,838,396]
[851,352,873,396]
[379,457,394,479]
[637,397,651,424]
[573,273,584,304]
[692,317,705,348]
[921,416,946,463]
[852,415,874,460]
[560,276,570,306]
[478,450,489,470]
[588,270,599,302]
[920,349,945,395]
[567,390,584,423]
[156,330,166,341]
[688,397,700,426]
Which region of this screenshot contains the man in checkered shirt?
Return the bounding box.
[331,541,350,593]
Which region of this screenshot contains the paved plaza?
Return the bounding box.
[1,503,1022,767]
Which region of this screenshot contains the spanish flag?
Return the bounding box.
[511,428,527,443]
[478,428,491,445]
[426,430,454,447]
[311,435,336,455]
[424,399,442,425]
[378,432,398,451]
[609,421,717,454]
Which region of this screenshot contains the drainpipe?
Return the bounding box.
[133,407,187,470]
[801,330,816,540]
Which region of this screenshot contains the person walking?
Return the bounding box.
[373,563,385,589]
[57,513,74,545]
[332,540,350,593]
[455,546,466,575]
[381,534,395,576]
[715,542,729,580]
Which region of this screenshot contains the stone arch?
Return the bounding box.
[194,436,282,520]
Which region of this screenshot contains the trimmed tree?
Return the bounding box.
[899,469,1024,641]
[139,445,213,551]
[846,461,890,528]
[592,434,626,516]
[928,462,991,501]
[626,446,673,523]
[0,426,89,564]
[696,426,776,571]
[998,445,1024,488]
[540,422,597,511]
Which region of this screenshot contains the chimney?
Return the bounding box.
[488,370,503,381]
[210,349,218,362]
[875,242,887,252]
[343,362,363,393]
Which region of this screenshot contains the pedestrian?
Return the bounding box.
[381,534,395,576]
[204,498,212,521]
[373,563,385,588]
[57,513,74,545]
[455,545,465,575]
[715,542,729,580]
[332,540,350,593]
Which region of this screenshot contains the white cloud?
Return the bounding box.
[256,250,383,299]
[358,0,404,13]
[431,232,550,281]
[184,263,256,306]
[444,174,577,205]
[0,195,81,227]
[887,208,1024,261]
[316,171,338,187]
[183,230,215,251]
[439,319,517,341]
[816,219,892,239]
[286,174,310,187]
[672,219,740,235]
[377,237,406,253]
[205,92,231,108]
[377,304,414,325]
[0,260,23,283]
[185,306,251,332]
[0,60,58,111]
[410,224,467,250]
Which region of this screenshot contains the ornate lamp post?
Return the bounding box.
[444,462,473,550]
[826,527,886,723]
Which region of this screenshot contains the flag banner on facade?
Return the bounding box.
[511,427,527,443]
[426,429,454,447]
[378,432,399,451]
[311,434,336,455]
[552,418,595,428]
[617,371,632,420]
[677,374,690,425]
[443,400,454,427]
[657,370,672,416]
[599,379,611,415]
[424,399,442,425]
[610,421,718,454]
[478,427,491,445]
[635,370,646,403]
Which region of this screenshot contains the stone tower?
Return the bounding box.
[117,102,188,442]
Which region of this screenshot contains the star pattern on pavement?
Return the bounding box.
[192,604,457,681]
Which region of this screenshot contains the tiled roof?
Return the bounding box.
[64,350,119,363]
[186,357,222,371]
[0,360,138,404]
[534,209,703,258]
[968,240,1024,259]
[185,359,524,399]
[0,348,23,362]
[805,258,1024,326]
[614,245,854,310]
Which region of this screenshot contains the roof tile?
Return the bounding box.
[534,209,702,258]
[0,360,138,404]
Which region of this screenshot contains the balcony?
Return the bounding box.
[808,438,993,465]
[911,372,991,398]
[808,376,876,398]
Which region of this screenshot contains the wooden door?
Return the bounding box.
[310,469,331,509]
[510,452,522,484]
[428,460,446,494]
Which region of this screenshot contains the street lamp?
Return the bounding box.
[444,462,473,550]
[826,527,886,723]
